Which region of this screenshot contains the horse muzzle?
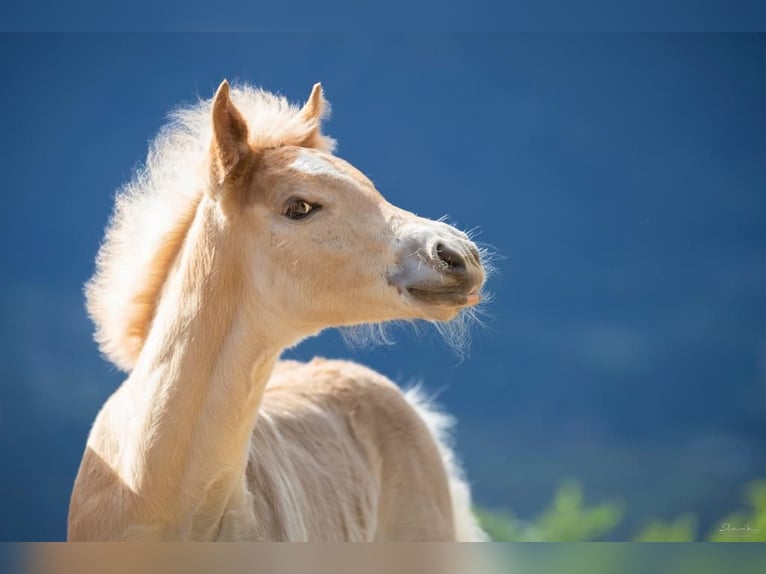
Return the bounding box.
[389,229,485,309]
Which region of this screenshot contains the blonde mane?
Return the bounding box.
[86,85,335,371]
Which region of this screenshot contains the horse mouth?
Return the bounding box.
[406,286,481,307]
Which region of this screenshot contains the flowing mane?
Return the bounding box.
[86,84,335,370]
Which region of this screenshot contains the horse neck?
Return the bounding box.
[110,199,282,537]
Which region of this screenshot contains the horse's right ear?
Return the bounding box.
[209,80,250,196]
[296,83,334,151]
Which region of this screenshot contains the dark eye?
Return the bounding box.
[283,199,320,221]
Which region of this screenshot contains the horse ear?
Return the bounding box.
[210,80,250,194]
[300,83,327,122]
[297,83,332,149]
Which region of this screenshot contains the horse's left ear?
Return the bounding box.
[209,80,250,196]
[297,83,333,150]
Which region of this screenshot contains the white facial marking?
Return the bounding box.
[289,149,350,181]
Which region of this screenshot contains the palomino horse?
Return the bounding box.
[69,81,488,541]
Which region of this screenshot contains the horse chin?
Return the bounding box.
[405,287,481,322]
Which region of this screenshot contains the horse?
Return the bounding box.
[68,80,489,541]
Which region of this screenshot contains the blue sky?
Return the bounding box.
[1,34,765,540]
[2,3,766,31]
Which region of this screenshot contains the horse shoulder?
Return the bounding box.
[261,358,455,540]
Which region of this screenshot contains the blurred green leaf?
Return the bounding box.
[707,480,766,542]
[477,478,766,542]
[477,481,623,541]
[634,514,696,541]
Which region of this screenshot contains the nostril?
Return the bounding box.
[435,242,466,272]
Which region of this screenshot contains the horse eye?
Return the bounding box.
[283,199,320,220]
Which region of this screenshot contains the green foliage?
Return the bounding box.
[477,479,766,542]
[474,508,525,542]
[707,481,766,542]
[533,481,623,541]
[476,481,623,541]
[634,514,697,542]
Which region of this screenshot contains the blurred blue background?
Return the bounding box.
[0,34,765,541]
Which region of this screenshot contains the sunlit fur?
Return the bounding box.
[70,81,488,541]
[86,85,335,372]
